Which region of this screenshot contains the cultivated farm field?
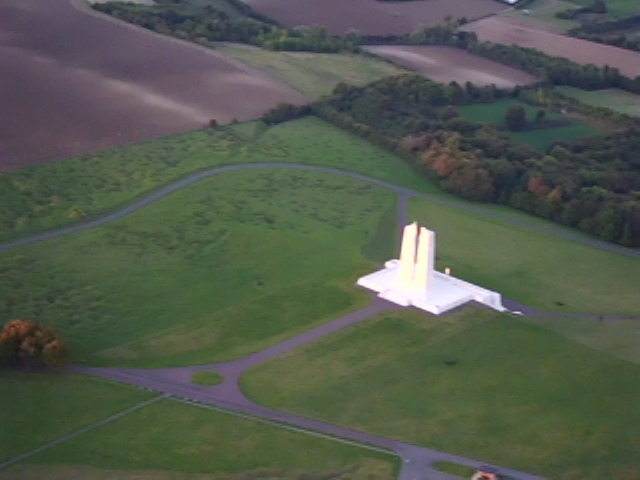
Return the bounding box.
[242,0,507,35]
[216,43,406,98]
[365,45,537,88]
[463,16,640,78]
[0,0,307,170]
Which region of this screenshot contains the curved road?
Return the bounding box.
[1,162,639,259]
[71,293,542,480]
[3,161,637,479]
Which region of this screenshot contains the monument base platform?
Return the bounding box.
[357,260,505,315]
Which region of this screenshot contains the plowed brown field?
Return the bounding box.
[463,17,640,78]
[365,45,537,87]
[0,0,308,170]
[242,0,507,36]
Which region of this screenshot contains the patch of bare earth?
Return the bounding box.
[241,0,507,36]
[463,16,640,78]
[365,45,537,87]
[0,0,308,170]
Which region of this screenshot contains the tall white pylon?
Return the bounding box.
[396,222,435,290]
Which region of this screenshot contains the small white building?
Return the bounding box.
[357,222,505,315]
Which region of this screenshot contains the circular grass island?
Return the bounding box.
[190,371,224,386]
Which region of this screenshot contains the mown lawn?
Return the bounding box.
[0,169,396,367]
[408,196,640,315]
[6,399,397,480]
[459,98,602,151]
[216,43,405,98]
[0,372,155,463]
[241,307,640,479]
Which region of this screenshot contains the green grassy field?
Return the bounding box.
[408,196,640,315]
[0,117,437,242]
[190,371,224,386]
[459,98,602,151]
[216,43,405,98]
[4,399,397,480]
[241,307,640,479]
[0,372,154,463]
[0,169,396,367]
[557,86,640,117]
[524,316,640,366]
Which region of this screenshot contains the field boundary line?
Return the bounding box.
[169,396,396,456]
[0,393,167,470]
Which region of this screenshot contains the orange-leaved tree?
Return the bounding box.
[0,319,69,368]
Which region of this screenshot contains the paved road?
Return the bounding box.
[4,161,635,478]
[1,163,639,259]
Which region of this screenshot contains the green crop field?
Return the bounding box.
[0,169,396,367]
[216,43,405,98]
[4,399,397,480]
[557,86,640,117]
[0,117,437,243]
[459,98,602,151]
[0,372,154,463]
[241,307,640,479]
[408,196,640,315]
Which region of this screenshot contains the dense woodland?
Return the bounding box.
[266,75,640,246]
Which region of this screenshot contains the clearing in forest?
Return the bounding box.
[557,86,640,117]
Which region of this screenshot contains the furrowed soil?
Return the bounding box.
[463,16,640,78]
[0,0,308,170]
[365,45,537,87]
[242,0,507,35]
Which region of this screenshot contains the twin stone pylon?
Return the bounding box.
[396,222,435,291]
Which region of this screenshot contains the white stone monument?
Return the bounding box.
[357,222,505,315]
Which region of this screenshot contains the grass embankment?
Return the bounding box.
[190,371,224,386]
[0,372,155,463]
[5,399,397,480]
[241,307,640,479]
[216,43,405,98]
[0,169,396,367]
[0,117,436,243]
[459,98,602,151]
[557,86,640,117]
[408,197,640,315]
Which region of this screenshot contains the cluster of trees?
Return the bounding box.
[299,75,640,246]
[567,16,640,54]
[93,1,357,53]
[0,319,68,368]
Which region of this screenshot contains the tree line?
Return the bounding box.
[265,75,640,246]
[93,0,358,53]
